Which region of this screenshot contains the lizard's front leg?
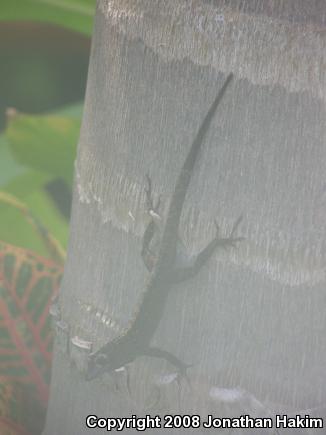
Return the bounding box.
[172,216,243,283]
[141,220,157,271]
[141,175,161,271]
[143,346,192,385]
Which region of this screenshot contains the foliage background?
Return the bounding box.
[0,2,95,433]
[0,0,95,257]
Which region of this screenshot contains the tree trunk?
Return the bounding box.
[44,1,326,433]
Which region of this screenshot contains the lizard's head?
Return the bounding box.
[86,351,111,381]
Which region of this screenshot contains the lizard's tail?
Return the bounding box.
[171,73,234,213]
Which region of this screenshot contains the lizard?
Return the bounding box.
[86,73,242,382]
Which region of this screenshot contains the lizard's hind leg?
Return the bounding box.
[172,216,244,283]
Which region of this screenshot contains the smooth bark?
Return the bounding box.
[44,1,326,433]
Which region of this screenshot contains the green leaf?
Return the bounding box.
[0,134,27,187]
[6,111,80,185]
[0,171,68,255]
[2,171,51,200]
[0,103,82,253]
[0,0,96,35]
[55,102,84,119]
